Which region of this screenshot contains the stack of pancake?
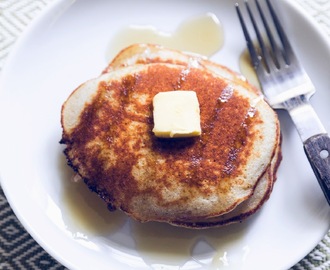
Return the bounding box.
[60,44,281,228]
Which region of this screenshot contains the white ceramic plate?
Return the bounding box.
[0,0,330,269]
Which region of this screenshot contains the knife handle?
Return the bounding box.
[304,133,330,205]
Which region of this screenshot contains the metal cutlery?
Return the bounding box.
[235,0,330,205]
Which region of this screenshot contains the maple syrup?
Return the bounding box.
[106,13,224,61]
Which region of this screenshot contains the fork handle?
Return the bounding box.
[304,133,330,205]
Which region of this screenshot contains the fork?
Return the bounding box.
[235,0,330,205]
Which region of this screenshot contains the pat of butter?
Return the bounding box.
[152,90,201,138]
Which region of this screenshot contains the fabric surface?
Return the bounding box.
[0,0,329,269]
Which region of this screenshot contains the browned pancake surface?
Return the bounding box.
[61,62,279,223]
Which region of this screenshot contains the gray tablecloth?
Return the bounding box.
[0,0,329,269]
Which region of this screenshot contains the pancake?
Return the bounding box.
[60,46,281,226]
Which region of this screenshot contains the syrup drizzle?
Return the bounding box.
[176,57,202,89]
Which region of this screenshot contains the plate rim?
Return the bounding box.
[0,0,329,269]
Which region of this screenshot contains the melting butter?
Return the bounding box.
[152,91,201,138]
[106,13,224,61]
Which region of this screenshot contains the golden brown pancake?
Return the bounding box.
[61,46,281,226]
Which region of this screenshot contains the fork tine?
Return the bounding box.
[237,0,300,75]
[236,1,279,75]
[255,0,280,68]
[235,3,261,71]
[265,0,294,65]
[244,0,275,72]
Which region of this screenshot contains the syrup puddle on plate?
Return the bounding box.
[60,151,254,269]
[130,219,252,269]
[106,12,224,61]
